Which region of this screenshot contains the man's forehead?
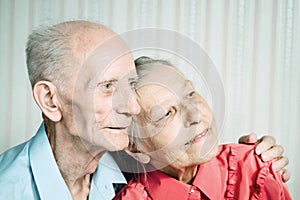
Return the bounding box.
[72,28,116,56]
[84,35,131,63]
[81,43,135,77]
[74,52,135,92]
[98,53,136,80]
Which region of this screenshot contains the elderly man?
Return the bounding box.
[0,20,140,199]
[0,21,289,199]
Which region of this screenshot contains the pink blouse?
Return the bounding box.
[114,144,292,200]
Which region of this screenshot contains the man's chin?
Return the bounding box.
[104,131,129,151]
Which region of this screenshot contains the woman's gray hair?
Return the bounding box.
[134,56,175,88]
[135,56,172,68]
[125,56,178,176]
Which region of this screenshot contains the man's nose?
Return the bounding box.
[115,89,141,116]
[128,92,141,115]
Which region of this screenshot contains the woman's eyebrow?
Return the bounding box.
[180,80,193,91]
[128,76,138,81]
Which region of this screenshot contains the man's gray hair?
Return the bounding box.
[26,23,76,92]
[26,21,105,92]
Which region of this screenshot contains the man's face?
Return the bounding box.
[133,65,218,169]
[59,36,141,154]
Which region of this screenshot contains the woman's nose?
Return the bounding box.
[183,102,202,127]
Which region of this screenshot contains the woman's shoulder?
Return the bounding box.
[216,144,291,199]
[217,143,271,175]
[219,143,256,154]
[113,178,151,200]
[218,144,264,164]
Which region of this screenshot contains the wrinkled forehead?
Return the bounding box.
[137,65,187,92]
[77,36,136,86]
[84,35,133,72]
[137,84,175,108]
[136,65,193,110]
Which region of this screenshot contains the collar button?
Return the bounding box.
[189,188,195,194]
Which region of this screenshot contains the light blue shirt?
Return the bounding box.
[0,123,127,200]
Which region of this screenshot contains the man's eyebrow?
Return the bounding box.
[97,78,118,85]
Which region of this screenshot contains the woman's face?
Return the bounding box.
[132,65,218,169]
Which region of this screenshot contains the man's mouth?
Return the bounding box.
[185,128,209,145]
[106,127,128,130]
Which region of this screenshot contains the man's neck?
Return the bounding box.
[45,122,105,200]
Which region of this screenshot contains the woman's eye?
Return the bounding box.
[165,110,171,117]
[150,106,177,123]
[187,91,195,98]
[158,109,174,121]
[129,80,137,89]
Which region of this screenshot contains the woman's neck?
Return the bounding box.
[160,164,199,184]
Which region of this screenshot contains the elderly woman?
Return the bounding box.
[114,57,292,199]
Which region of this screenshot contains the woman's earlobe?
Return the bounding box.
[33,81,62,122]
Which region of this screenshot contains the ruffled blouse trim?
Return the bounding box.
[225,146,237,199]
[224,146,270,200]
[250,167,270,200]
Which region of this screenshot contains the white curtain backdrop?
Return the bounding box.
[0,0,299,198]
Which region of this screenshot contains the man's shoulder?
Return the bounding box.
[0,139,32,181]
[0,139,39,199]
[96,152,127,182]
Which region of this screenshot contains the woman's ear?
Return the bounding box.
[33,81,62,122]
[124,145,151,164]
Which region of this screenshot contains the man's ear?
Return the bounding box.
[33,81,62,122]
[124,146,151,164]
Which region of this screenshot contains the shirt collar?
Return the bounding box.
[29,123,127,200]
[143,170,191,199]
[29,123,72,199]
[89,153,127,199]
[193,158,222,199]
[143,158,222,200]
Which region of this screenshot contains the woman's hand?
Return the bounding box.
[238,133,290,182]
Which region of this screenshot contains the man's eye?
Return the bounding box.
[98,82,115,94]
[102,83,112,89]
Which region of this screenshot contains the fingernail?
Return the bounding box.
[260,153,269,161]
[255,148,262,155]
